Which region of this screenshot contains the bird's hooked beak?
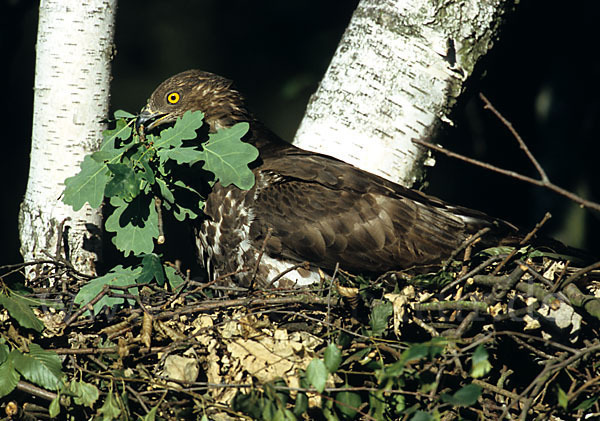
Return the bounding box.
[135,105,169,133]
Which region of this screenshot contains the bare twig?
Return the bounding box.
[492,212,552,275]
[411,137,600,212]
[479,93,549,183]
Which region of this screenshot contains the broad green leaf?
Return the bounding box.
[293,392,308,416]
[153,110,205,151]
[74,265,141,315]
[369,301,393,337]
[49,394,61,418]
[441,383,482,406]
[70,380,100,407]
[63,155,110,210]
[103,118,133,144]
[335,389,361,418]
[0,294,44,332]
[470,345,492,378]
[324,343,342,373]
[105,196,159,256]
[164,265,185,290]
[114,109,136,119]
[98,391,122,420]
[157,147,204,164]
[105,163,142,199]
[63,119,132,210]
[198,122,258,189]
[139,254,165,285]
[306,358,327,393]
[0,343,9,364]
[0,355,20,398]
[12,344,64,390]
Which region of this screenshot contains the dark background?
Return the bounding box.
[3,1,600,269]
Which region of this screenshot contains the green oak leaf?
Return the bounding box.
[197,122,258,189]
[63,118,132,210]
[105,196,159,256]
[74,265,141,315]
[139,254,166,286]
[104,163,142,199]
[158,147,204,164]
[153,110,205,151]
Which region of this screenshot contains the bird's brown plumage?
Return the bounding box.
[137,69,519,287]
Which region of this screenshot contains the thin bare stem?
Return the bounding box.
[479,93,549,183]
[411,138,600,212]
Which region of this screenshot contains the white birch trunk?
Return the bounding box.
[19,0,116,279]
[294,0,515,187]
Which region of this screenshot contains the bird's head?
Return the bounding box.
[136,69,252,134]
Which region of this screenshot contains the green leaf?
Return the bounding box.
[293,392,308,416]
[63,154,110,210]
[63,119,132,210]
[369,301,393,337]
[409,411,435,421]
[324,343,342,373]
[114,109,136,119]
[103,118,133,143]
[470,345,492,378]
[140,406,158,421]
[306,358,328,393]
[440,383,482,406]
[49,394,61,418]
[156,178,175,203]
[0,293,44,332]
[105,163,142,199]
[164,265,185,290]
[0,343,9,364]
[12,344,64,390]
[198,122,258,189]
[557,385,568,409]
[73,265,141,315]
[139,254,165,285]
[335,389,361,418]
[158,147,204,164]
[98,391,122,420]
[70,380,100,407]
[153,110,205,151]
[105,196,159,256]
[574,395,599,411]
[0,355,20,398]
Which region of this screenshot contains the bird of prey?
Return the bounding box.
[136,70,519,287]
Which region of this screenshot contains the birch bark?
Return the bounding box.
[19,0,116,279]
[294,0,516,187]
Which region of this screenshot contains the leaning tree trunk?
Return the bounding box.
[293,0,517,188]
[19,0,116,280]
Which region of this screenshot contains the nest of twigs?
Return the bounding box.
[1,237,599,421]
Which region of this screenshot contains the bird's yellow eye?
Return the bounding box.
[166,92,180,104]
